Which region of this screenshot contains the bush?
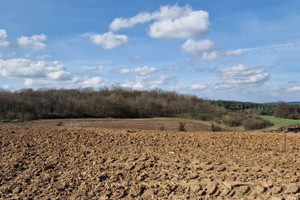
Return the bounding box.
[210,123,221,132]
[222,111,273,130]
[57,121,63,126]
[178,121,186,132]
[243,117,273,130]
[222,113,245,127]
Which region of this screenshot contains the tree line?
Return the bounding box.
[0,87,226,122]
[211,100,300,119]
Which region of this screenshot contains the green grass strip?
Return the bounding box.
[260,115,300,126]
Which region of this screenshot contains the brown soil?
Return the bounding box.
[0,118,226,132]
[1,119,300,199]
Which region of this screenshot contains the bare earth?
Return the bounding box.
[1,119,300,200]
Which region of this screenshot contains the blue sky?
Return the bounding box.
[0,0,300,102]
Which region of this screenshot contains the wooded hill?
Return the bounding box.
[0,88,226,121]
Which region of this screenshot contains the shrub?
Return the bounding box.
[159,126,165,131]
[222,111,273,130]
[243,117,273,130]
[222,114,245,127]
[57,121,63,126]
[178,121,186,132]
[210,123,222,132]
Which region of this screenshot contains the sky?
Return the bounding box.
[0,0,300,103]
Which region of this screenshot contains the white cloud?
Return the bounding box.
[47,71,71,80]
[226,49,244,57]
[202,51,220,61]
[118,66,168,89]
[287,87,300,92]
[181,39,214,53]
[0,58,71,80]
[81,76,107,88]
[192,48,246,63]
[190,84,207,90]
[90,32,128,50]
[24,75,107,89]
[24,78,33,86]
[148,11,209,39]
[24,76,79,87]
[119,80,133,88]
[110,12,153,31]
[119,66,156,75]
[110,5,189,31]
[216,64,269,89]
[2,84,9,90]
[134,74,168,89]
[132,82,144,90]
[17,34,47,50]
[0,57,108,89]
[0,29,9,47]
[110,5,210,39]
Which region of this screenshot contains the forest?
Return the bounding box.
[0,87,225,121]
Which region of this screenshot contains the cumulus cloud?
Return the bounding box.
[189,84,207,91]
[81,76,107,88]
[0,56,108,89]
[90,32,128,50]
[133,74,168,89]
[202,51,220,61]
[0,29,9,47]
[24,76,79,87]
[110,12,153,31]
[119,75,169,90]
[0,58,71,80]
[24,75,107,89]
[110,5,210,39]
[181,39,214,53]
[148,10,209,39]
[117,66,168,89]
[215,64,269,89]
[191,48,245,63]
[118,66,156,75]
[47,71,71,80]
[110,5,190,31]
[17,34,47,50]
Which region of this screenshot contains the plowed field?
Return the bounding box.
[1,119,300,199]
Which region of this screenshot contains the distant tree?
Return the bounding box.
[273,102,290,118]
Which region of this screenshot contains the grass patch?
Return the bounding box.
[260,115,300,126]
